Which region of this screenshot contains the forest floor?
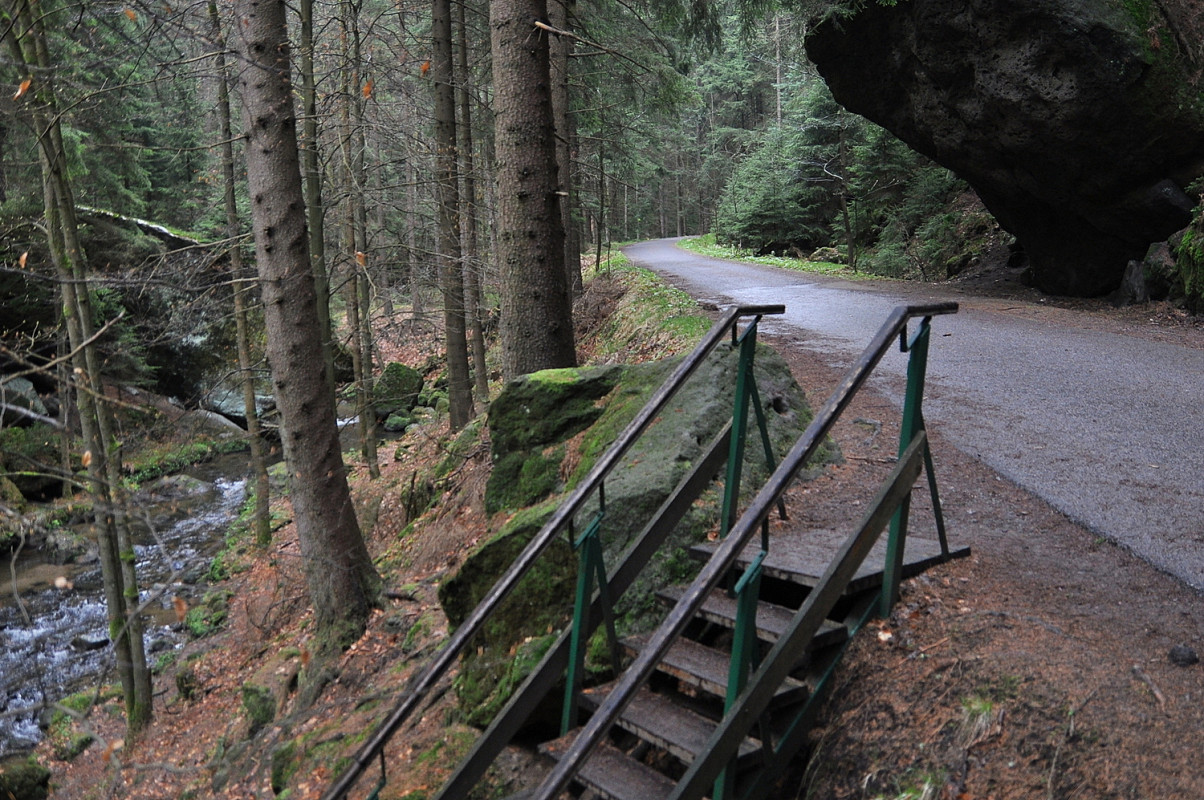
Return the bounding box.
[30,258,1204,800]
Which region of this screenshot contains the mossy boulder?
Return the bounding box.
[439,499,575,727]
[484,365,626,513]
[374,361,424,419]
[241,683,276,737]
[1,475,25,516]
[449,343,832,726]
[0,757,51,800]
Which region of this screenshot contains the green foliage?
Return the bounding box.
[44,689,110,763]
[270,740,299,794]
[0,423,61,476]
[714,124,832,254]
[0,756,51,800]
[710,74,975,279]
[680,234,849,275]
[185,589,234,638]
[1175,182,1204,312]
[152,650,178,674]
[241,683,276,736]
[124,439,236,485]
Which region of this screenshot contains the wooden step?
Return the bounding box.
[656,585,848,649]
[540,731,675,800]
[622,634,808,705]
[691,530,970,595]
[580,684,763,768]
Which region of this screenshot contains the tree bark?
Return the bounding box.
[299,0,334,390]
[210,0,272,546]
[491,0,577,380]
[232,0,379,656]
[339,0,379,475]
[434,0,474,429]
[455,0,490,400]
[548,0,582,298]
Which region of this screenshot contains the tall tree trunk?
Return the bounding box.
[455,0,489,399]
[210,0,272,546]
[491,0,576,379]
[299,0,334,390]
[339,0,379,475]
[548,0,581,298]
[3,0,151,736]
[232,0,379,659]
[434,0,474,429]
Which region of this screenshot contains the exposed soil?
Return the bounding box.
[24,268,1204,800]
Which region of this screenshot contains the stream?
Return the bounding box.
[1,455,250,756]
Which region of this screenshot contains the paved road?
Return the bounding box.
[624,238,1204,591]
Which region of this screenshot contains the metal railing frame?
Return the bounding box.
[527,301,958,800]
[321,303,786,800]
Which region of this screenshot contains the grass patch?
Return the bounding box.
[584,254,711,360]
[678,233,854,277]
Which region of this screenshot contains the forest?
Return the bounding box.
[2,0,1203,797]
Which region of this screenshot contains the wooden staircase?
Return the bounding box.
[320,302,964,800]
[535,529,969,800]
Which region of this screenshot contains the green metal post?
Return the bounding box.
[880,318,931,617]
[922,429,951,556]
[716,551,764,800]
[721,321,760,537]
[563,514,607,734]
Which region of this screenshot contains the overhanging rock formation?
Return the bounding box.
[806,0,1204,296]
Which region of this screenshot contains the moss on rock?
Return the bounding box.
[0,757,51,800]
[241,683,276,737]
[438,499,575,726]
[446,342,834,727]
[484,365,627,513]
[487,366,623,456]
[374,362,424,418]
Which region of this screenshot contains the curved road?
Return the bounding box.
[625,238,1204,591]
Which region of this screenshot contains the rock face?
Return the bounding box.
[442,345,832,727]
[806,0,1204,296]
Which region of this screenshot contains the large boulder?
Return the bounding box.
[373,361,424,419]
[445,344,834,726]
[0,377,48,427]
[806,0,1204,296]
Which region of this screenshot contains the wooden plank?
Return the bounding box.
[581,685,762,767]
[657,585,847,649]
[668,432,929,800]
[691,531,969,595]
[433,425,733,800]
[541,733,675,800]
[622,635,808,705]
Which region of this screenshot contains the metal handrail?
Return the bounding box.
[528,301,957,800]
[321,303,785,800]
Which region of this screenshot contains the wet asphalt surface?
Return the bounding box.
[624,238,1204,592]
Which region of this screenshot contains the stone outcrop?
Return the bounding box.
[441,345,833,726]
[806,0,1204,296]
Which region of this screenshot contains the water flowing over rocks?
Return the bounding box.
[806,0,1204,297]
[0,473,246,755]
